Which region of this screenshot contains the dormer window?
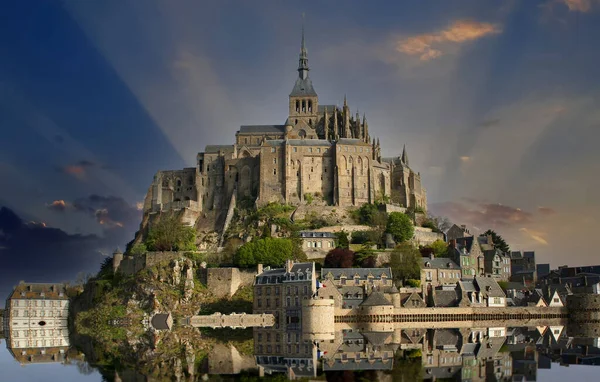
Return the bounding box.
[426,262,431,267]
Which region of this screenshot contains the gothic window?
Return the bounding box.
[245,138,248,144]
[176,179,182,187]
[291,159,295,167]
[298,129,306,139]
[308,100,312,112]
[302,100,306,112]
[273,169,277,175]
[311,167,313,172]
[309,119,312,126]
[295,100,299,112]
[363,183,366,188]
[256,138,260,144]
[317,148,321,153]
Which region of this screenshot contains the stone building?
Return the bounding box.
[141,29,427,234]
[4,282,70,361]
[253,260,316,363]
[321,267,393,289]
[445,224,473,242]
[448,236,485,279]
[420,256,462,293]
[509,251,537,285]
[482,248,511,282]
[298,231,336,259]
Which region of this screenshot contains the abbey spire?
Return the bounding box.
[298,24,309,80]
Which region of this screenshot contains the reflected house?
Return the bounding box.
[422,328,463,380]
[321,329,396,372]
[4,282,70,365]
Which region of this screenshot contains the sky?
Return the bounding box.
[0,0,599,299]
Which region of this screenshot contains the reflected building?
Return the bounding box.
[4,282,70,365]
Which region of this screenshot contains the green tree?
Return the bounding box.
[145,215,197,251]
[484,229,510,252]
[234,237,295,268]
[129,243,147,255]
[354,246,377,268]
[428,239,448,257]
[389,242,422,285]
[386,212,414,243]
[335,230,350,249]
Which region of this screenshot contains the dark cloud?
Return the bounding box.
[0,206,122,300]
[72,194,141,229]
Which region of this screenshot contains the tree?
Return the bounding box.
[145,215,197,251]
[324,248,355,268]
[335,230,350,249]
[129,243,147,255]
[354,247,377,268]
[234,237,295,268]
[484,229,510,252]
[389,242,422,285]
[428,214,452,233]
[386,212,414,243]
[428,239,448,257]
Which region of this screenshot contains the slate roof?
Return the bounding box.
[204,145,234,154]
[337,138,368,145]
[263,140,285,147]
[461,280,477,292]
[238,125,285,134]
[287,139,332,146]
[422,258,460,269]
[9,282,68,300]
[299,231,336,238]
[363,332,392,347]
[324,358,393,371]
[151,313,173,331]
[322,268,392,280]
[360,291,393,307]
[290,77,317,97]
[434,329,461,347]
[475,277,506,298]
[318,104,336,113]
[456,236,476,253]
[433,290,460,307]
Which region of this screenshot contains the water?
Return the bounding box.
[2,325,600,381]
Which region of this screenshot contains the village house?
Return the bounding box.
[448,236,485,279]
[420,256,462,292]
[482,248,511,281]
[321,268,392,289]
[445,224,473,242]
[509,251,537,285]
[458,277,507,307]
[298,231,336,259]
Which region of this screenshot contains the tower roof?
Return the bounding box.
[290,22,317,97]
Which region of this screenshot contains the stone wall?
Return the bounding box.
[412,227,444,246]
[206,268,256,298]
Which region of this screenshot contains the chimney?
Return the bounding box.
[285,259,293,273]
[460,225,466,230]
[257,264,264,275]
[429,253,434,260]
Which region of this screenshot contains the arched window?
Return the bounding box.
[176,179,182,187]
[308,100,312,112]
[302,100,306,112]
[295,100,300,112]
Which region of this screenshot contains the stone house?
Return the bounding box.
[420,256,462,292]
[448,236,485,278]
[399,292,426,308]
[253,260,316,359]
[482,248,511,281]
[299,231,336,259]
[460,277,507,307]
[521,290,547,307]
[445,224,473,242]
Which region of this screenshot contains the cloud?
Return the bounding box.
[72,194,141,230]
[562,0,592,12]
[430,200,533,229]
[519,228,549,245]
[396,20,502,61]
[537,206,556,215]
[57,160,96,179]
[0,206,110,300]
[47,200,68,212]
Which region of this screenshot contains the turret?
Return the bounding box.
[355,110,362,140]
[112,248,124,273]
[333,107,339,139]
[363,114,369,143]
[401,144,409,166]
[343,95,351,138]
[323,106,329,140]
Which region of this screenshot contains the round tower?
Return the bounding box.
[112,249,124,273]
[302,298,335,341]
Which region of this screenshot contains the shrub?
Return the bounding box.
[324,248,355,268]
[386,212,414,243]
[406,279,421,288]
[234,237,295,268]
[145,215,197,251]
[304,193,314,205]
[129,243,147,255]
[351,230,382,245]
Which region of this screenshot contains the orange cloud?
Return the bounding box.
[47,199,68,212]
[520,228,549,245]
[538,206,556,215]
[397,20,502,61]
[64,165,86,177]
[563,0,592,12]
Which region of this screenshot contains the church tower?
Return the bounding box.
[288,25,319,135]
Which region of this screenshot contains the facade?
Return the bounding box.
[4,282,70,364]
[299,231,336,259]
[449,236,485,279]
[509,251,537,285]
[421,257,462,293]
[321,267,392,289]
[253,261,316,361]
[141,30,427,232]
[482,248,511,281]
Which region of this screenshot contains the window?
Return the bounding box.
[273,158,277,164]
[271,147,276,153]
[293,147,297,152]
[244,138,248,144]
[317,148,321,153]
[273,169,277,175]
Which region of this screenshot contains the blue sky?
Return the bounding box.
[1,0,599,298]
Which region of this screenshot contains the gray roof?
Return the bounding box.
[238,125,285,134]
[204,145,234,154]
[322,268,392,280]
[287,139,332,147]
[461,280,477,292]
[461,343,478,356]
[433,329,461,347]
[290,77,317,97]
[475,276,506,298]
[151,313,173,331]
[300,231,336,238]
[337,138,368,145]
[324,358,393,371]
[422,258,460,269]
[360,291,393,307]
[263,140,285,147]
[363,332,391,347]
[433,290,460,307]
[318,104,336,113]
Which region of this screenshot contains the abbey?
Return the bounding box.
[142,31,427,224]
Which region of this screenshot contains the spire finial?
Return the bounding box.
[344,94,347,107]
[297,14,309,80]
